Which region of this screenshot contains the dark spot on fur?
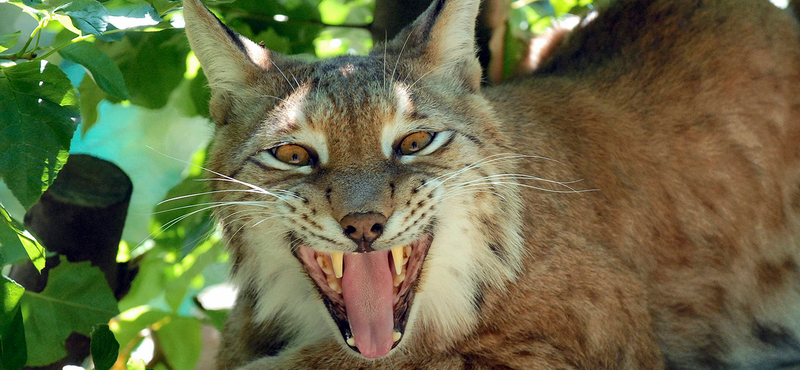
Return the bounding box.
[473,282,486,311]
[406,200,412,206]
[325,188,332,203]
[461,133,483,147]
[311,208,317,215]
[783,257,798,274]
[230,249,244,275]
[753,322,799,349]
[390,182,395,199]
[670,302,698,317]
[488,243,507,264]
[417,200,425,207]
[757,261,786,291]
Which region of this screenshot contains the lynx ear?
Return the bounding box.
[388,0,482,90]
[183,0,278,94]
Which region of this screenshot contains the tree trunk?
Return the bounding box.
[9,154,135,370]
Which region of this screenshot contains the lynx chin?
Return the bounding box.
[183,0,800,368]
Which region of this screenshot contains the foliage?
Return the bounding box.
[0,0,592,368]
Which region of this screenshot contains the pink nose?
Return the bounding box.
[339,212,387,252]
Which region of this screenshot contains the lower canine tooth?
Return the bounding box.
[331,252,344,278]
[327,275,342,294]
[346,337,355,346]
[391,246,404,275]
[393,270,406,287]
[393,331,402,342]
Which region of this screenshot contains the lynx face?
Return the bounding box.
[185,0,523,359]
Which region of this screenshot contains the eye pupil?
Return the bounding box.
[399,132,433,155]
[273,144,311,166]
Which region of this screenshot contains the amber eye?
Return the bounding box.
[399,132,433,155]
[273,144,311,166]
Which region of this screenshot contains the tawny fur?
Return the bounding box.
[183,0,800,368]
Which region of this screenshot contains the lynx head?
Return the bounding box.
[184,0,523,359]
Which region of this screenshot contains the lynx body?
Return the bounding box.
[183,0,800,368]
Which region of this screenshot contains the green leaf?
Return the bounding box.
[0,61,79,209]
[59,41,129,100]
[0,31,21,53]
[188,69,210,118]
[253,28,291,54]
[126,359,146,370]
[77,75,106,134]
[0,300,26,370]
[156,317,200,370]
[0,276,24,335]
[55,0,110,36]
[20,259,120,366]
[90,324,120,370]
[0,213,28,267]
[0,206,45,271]
[98,29,189,109]
[105,0,162,29]
[111,308,168,352]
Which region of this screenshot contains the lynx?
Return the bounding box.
[183,0,800,368]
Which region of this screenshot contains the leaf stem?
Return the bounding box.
[32,34,95,61]
[15,22,45,58]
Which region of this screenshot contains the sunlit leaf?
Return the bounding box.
[55,0,111,36]
[0,61,79,209]
[156,317,200,370]
[90,324,120,370]
[126,359,146,370]
[21,259,119,366]
[111,307,168,352]
[0,206,45,271]
[59,41,129,100]
[105,0,162,30]
[0,276,26,370]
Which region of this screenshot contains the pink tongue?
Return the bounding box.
[341,250,394,358]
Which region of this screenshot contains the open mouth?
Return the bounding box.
[295,235,432,359]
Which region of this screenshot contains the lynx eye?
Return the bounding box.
[399,132,434,155]
[272,144,311,166]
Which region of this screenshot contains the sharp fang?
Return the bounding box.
[346,337,355,347]
[391,246,404,275]
[331,252,344,278]
[393,331,402,342]
[393,270,406,287]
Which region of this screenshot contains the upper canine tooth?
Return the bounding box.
[393,331,402,342]
[331,252,344,278]
[391,246,404,275]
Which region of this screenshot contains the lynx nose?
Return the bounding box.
[339,212,387,252]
